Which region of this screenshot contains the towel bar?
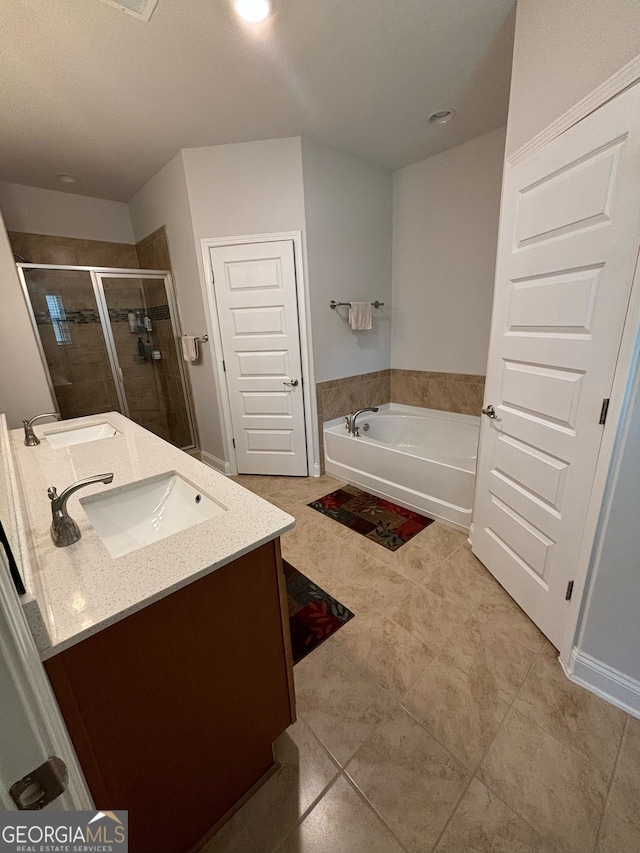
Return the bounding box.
[329,300,384,309]
[181,334,208,362]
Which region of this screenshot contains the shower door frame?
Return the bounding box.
[17,264,197,451]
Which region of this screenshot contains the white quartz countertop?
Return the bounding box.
[9,413,294,659]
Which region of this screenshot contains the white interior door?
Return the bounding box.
[210,240,308,476]
[473,83,640,649]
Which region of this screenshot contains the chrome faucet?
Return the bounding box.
[23,412,61,446]
[48,474,114,547]
[345,407,379,436]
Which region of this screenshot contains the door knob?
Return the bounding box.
[482,404,497,419]
[283,379,299,387]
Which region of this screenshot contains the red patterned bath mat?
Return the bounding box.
[284,560,354,664]
[308,485,435,551]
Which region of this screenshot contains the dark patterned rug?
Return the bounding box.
[284,560,354,664]
[308,484,434,551]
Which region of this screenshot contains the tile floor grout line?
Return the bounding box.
[397,697,479,777]
[430,636,550,852]
[592,713,630,853]
[472,634,625,851]
[265,772,346,853]
[337,770,413,853]
[392,573,510,706]
[292,709,346,773]
[335,613,436,702]
[237,476,635,853]
[237,713,345,851]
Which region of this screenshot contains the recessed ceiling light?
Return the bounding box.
[234,0,271,22]
[57,174,79,184]
[428,109,456,125]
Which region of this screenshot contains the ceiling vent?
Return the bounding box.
[97,0,160,21]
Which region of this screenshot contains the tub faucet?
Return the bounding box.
[347,407,379,436]
[48,473,114,547]
[23,412,61,446]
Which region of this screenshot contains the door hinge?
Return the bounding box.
[222,360,226,372]
[565,580,575,601]
[232,438,235,448]
[210,267,215,284]
[10,757,68,810]
[599,398,610,425]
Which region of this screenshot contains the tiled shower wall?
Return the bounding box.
[10,229,196,448]
[27,269,121,419]
[136,228,196,449]
[8,231,139,268]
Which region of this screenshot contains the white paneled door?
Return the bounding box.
[473,83,640,648]
[210,240,308,476]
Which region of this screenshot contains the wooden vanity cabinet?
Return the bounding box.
[45,538,295,853]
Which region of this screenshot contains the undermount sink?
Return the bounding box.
[80,472,226,558]
[45,421,121,449]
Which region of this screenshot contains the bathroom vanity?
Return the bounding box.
[2,413,295,853]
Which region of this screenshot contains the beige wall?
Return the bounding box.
[506,0,640,156]
[0,213,55,427]
[391,127,506,376]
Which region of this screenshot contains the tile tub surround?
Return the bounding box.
[316,369,483,470]
[391,369,486,417]
[202,473,640,853]
[4,412,294,657]
[316,370,391,468]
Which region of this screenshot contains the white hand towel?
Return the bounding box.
[349,302,372,330]
[181,336,198,362]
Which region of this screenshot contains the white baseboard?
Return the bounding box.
[312,461,321,477]
[200,451,231,475]
[563,648,640,719]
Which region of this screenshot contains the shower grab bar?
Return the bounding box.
[329,300,384,309]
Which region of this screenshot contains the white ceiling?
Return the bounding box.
[0,0,515,202]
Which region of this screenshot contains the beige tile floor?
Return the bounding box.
[203,475,640,853]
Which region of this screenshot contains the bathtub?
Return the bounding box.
[324,404,480,530]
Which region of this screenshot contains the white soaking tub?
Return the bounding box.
[324,403,480,530]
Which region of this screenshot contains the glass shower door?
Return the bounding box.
[97,274,196,449]
[21,268,121,420]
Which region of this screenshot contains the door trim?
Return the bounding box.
[200,232,317,477]
[509,52,640,166]
[559,240,640,667]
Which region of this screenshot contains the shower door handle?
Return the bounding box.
[283,379,299,387]
[117,366,124,385]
